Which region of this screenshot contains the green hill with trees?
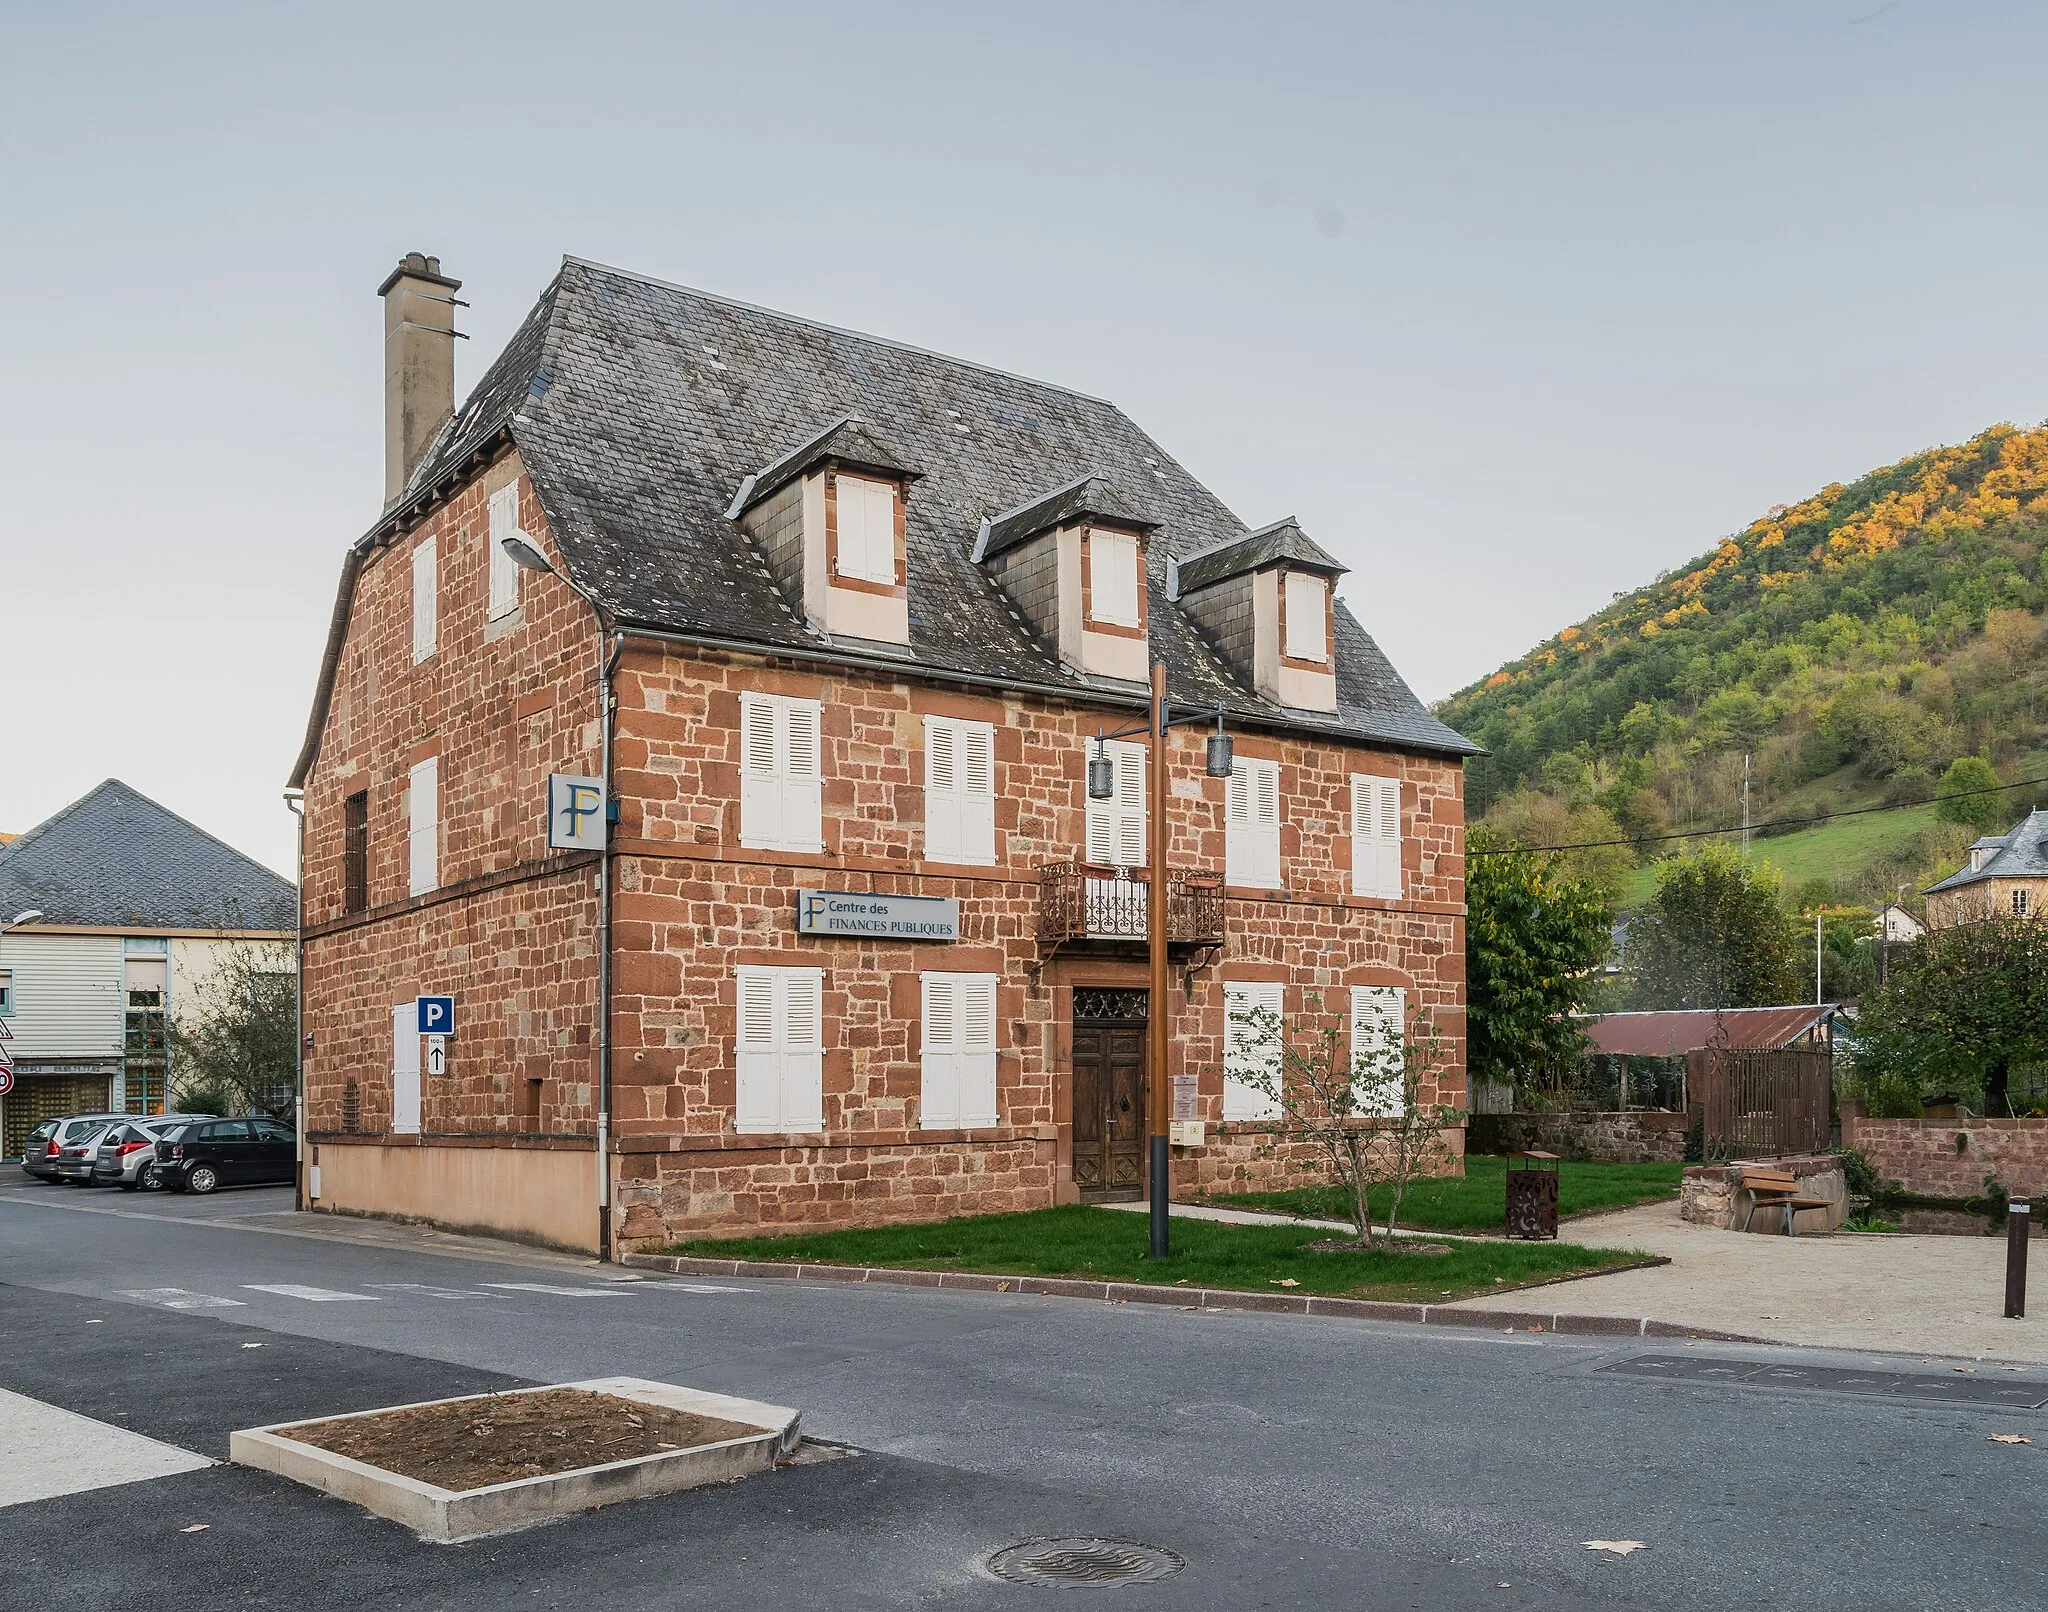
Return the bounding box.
[1439,422,2048,910]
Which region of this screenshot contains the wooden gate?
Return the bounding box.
[1687,1048,1831,1161]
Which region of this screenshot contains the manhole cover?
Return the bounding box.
[986,1538,1185,1588]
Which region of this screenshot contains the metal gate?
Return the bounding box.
[1687,1048,1831,1161]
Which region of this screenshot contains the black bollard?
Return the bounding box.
[2006,1202,2030,1320]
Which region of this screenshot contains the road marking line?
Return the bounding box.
[366,1283,507,1299]
[118,1288,247,1309]
[479,1281,632,1298]
[0,1389,212,1507]
[242,1283,380,1303]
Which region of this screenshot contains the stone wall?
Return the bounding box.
[1467,1110,1688,1164]
[1845,1115,2048,1199]
[1680,1155,1846,1233]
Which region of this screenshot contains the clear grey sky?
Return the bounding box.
[5,2,2044,876]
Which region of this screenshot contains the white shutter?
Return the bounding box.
[488,485,521,620]
[407,756,438,895]
[740,694,824,852]
[391,1002,421,1135]
[835,476,897,584]
[780,969,825,1131]
[1350,986,1405,1118]
[924,716,995,866]
[922,972,997,1129]
[1351,773,1403,898]
[1089,529,1139,626]
[734,969,780,1132]
[1285,571,1327,662]
[1226,759,1281,888]
[1084,739,1145,867]
[411,536,437,662]
[781,699,823,851]
[735,966,824,1133]
[924,716,960,864]
[1222,982,1284,1122]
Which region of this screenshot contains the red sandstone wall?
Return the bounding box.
[1847,1116,2048,1199]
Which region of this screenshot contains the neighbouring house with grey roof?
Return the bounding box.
[1925,809,2048,928]
[290,252,1476,1256]
[0,780,296,1159]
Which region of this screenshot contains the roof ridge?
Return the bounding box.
[561,256,1119,409]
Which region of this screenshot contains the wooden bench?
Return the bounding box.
[1736,1166,1833,1236]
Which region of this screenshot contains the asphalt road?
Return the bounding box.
[2,1174,2042,1611]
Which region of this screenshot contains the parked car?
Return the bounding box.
[19,1114,130,1183]
[155,1117,297,1194]
[89,1116,217,1191]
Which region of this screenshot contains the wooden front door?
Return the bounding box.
[1071,988,1147,1203]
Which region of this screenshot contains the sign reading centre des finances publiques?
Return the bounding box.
[796,890,960,942]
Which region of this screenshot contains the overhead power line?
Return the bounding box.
[1469,771,2048,858]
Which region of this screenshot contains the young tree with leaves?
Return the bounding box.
[1466,831,1614,1101]
[1229,999,1460,1248]
[170,939,297,1117]
[1854,916,2048,1115]
[1623,845,1801,1009]
[1934,755,2011,835]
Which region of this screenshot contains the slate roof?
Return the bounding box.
[1926,809,2048,894]
[973,471,1162,563]
[0,780,296,931]
[295,258,1474,783]
[1172,517,1348,596]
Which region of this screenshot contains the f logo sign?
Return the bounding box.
[547,774,607,851]
[803,893,828,931]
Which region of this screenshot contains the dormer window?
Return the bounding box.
[832,474,899,586]
[973,473,1160,684]
[1089,528,1142,627]
[1283,571,1328,663]
[1171,517,1347,713]
[728,417,921,647]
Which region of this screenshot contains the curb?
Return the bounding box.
[617,1252,1767,1343]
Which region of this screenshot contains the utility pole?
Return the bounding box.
[1741,752,1751,855]
[1816,909,1825,1006]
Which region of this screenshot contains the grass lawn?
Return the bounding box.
[663,1204,1655,1304]
[1621,800,1943,910]
[1206,1155,1683,1234]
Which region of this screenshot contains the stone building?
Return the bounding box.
[291,253,1477,1255]
[1924,809,2048,928]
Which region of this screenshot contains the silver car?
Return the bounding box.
[20,1114,130,1183]
[89,1116,217,1190]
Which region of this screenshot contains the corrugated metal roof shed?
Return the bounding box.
[1583,1005,1837,1058]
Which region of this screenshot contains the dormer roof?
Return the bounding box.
[728,415,921,519]
[1170,516,1347,598]
[971,471,1162,563]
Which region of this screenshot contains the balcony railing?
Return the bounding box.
[1038,862,1224,948]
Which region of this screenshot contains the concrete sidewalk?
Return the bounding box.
[1452,1199,2043,1362]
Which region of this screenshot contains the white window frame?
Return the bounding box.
[1084,738,1146,868]
[1226,756,1281,888]
[1089,528,1141,627]
[2015,888,2031,918]
[0,967,13,1016]
[1222,981,1284,1122]
[488,484,522,621]
[920,972,999,1129]
[391,1002,421,1135]
[1284,571,1328,662]
[734,965,825,1134]
[411,535,438,663]
[739,692,825,853]
[407,755,439,896]
[1349,986,1405,1119]
[1350,773,1402,899]
[924,715,997,866]
[833,474,898,586]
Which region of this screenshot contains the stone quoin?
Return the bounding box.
[291,253,1477,1255]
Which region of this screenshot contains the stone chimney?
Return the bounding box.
[377,252,462,506]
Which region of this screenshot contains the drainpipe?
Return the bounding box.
[282,788,305,1208]
[596,629,623,1261]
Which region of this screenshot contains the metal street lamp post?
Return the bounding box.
[1088,661,1232,1260]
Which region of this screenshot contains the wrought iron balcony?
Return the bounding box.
[1037,862,1224,949]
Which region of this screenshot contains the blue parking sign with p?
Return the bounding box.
[417,995,455,1037]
